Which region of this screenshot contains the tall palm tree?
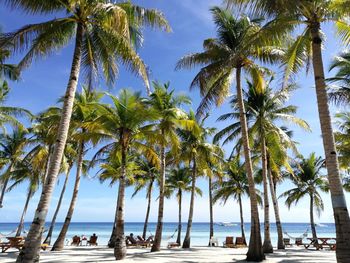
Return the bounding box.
[328,52,350,105]
[165,166,201,245]
[176,7,285,260]
[178,112,222,248]
[0,128,28,208]
[148,82,195,252]
[131,158,159,240]
[213,157,262,243]
[52,88,104,251]
[225,1,350,260]
[216,78,309,251]
[43,143,77,245]
[280,153,329,241]
[86,89,158,260]
[1,1,169,260]
[90,145,145,248]
[95,150,146,248]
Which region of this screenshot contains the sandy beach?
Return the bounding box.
[0,246,336,262]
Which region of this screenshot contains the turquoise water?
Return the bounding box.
[0,222,335,247]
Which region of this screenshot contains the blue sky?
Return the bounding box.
[0,0,349,224]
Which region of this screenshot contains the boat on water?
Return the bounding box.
[215,222,237,227]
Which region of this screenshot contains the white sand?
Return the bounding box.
[0,246,336,262]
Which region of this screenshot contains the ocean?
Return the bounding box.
[0,222,335,246]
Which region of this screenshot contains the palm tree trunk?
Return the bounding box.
[309,194,318,240]
[16,23,84,263]
[208,176,214,246]
[0,178,9,208]
[43,167,71,245]
[16,187,33,237]
[311,24,350,262]
[238,195,246,243]
[182,157,196,248]
[142,180,153,240]
[151,142,166,252]
[176,189,182,245]
[236,67,264,261]
[114,145,127,260]
[261,139,273,253]
[41,145,53,189]
[51,141,84,251]
[267,159,284,249]
[0,164,13,208]
[108,189,119,248]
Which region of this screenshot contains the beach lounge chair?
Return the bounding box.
[71,235,81,246]
[126,234,148,248]
[137,235,153,246]
[235,237,247,247]
[87,234,98,246]
[223,236,235,248]
[295,238,303,246]
[283,238,292,247]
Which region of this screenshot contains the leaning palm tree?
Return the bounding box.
[213,157,262,243]
[52,88,104,251]
[86,89,158,260]
[8,158,44,237]
[148,81,195,252]
[43,142,77,245]
[0,128,28,208]
[1,1,169,260]
[165,166,201,245]
[178,111,222,248]
[280,153,329,241]
[131,158,159,240]
[225,0,350,260]
[177,7,285,260]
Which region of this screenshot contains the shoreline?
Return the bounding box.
[0,246,336,262]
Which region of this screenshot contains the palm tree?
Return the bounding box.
[0,128,28,208]
[52,88,104,251]
[166,166,201,245]
[1,1,169,260]
[328,52,350,105]
[43,143,77,245]
[225,1,350,260]
[8,158,44,237]
[0,83,31,134]
[216,78,309,251]
[132,158,159,240]
[86,89,158,260]
[176,7,285,260]
[95,150,146,248]
[206,152,223,245]
[280,153,329,241]
[178,112,222,249]
[0,38,19,81]
[148,82,195,252]
[213,157,262,243]
[334,112,350,170]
